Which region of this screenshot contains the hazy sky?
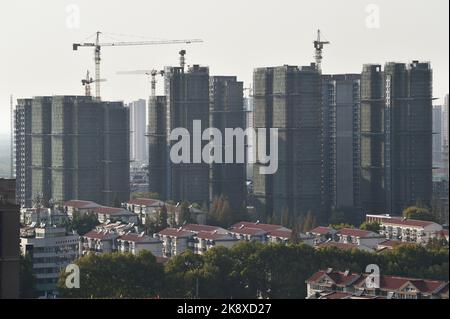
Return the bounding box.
[0,0,448,136]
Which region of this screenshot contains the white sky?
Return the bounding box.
[0,0,448,136]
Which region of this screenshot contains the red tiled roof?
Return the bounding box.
[310,226,335,235]
[268,229,292,239]
[320,292,352,299]
[383,218,436,228]
[435,229,449,238]
[157,228,193,238]
[338,228,377,238]
[306,270,361,286]
[64,200,98,208]
[117,233,159,243]
[196,231,235,241]
[316,241,362,251]
[83,230,116,240]
[93,206,131,215]
[231,221,286,232]
[127,198,163,207]
[182,224,224,233]
[229,227,267,236]
[354,274,448,295]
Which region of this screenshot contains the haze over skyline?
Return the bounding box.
[0,0,448,135]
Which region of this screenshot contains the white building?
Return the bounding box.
[20,207,68,226]
[116,233,163,257]
[336,228,384,248]
[155,228,194,258]
[128,99,147,163]
[93,206,138,224]
[20,226,79,297]
[367,214,443,244]
[80,229,118,255]
[63,200,100,219]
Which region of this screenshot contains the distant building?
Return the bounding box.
[433,105,443,172]
[20,226,79,296]
[0,178,20,298]
[443,94,449,181]
[335,228,384,248]
[306,269,449,299]
[361,62,433,215]
[14,99,33,207]
[128,99,147,163]
[244,97,254,180]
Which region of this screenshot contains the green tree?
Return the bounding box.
[178,202,192,226]
[303,211,316,233]
[402,205,437,222]
[19,255,36,298]
[131,192,161,200]
[64,212,99,235]
[58,251,164,298]
[360,221,380,233]
[157,205,169,230]
[329,223,354,231]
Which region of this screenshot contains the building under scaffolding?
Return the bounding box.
[252,64,326,223]
[361,61,433,215]
[209,76,246,212]
[163,65,210,205]
[16,96,130,207]
[322,74,361,217]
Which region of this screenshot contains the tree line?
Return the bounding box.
[58,241,449,299]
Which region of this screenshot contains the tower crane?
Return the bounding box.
[313,29,330,71]
[73,31,203,100]
[81,70,106,97]
[116,69,165,97]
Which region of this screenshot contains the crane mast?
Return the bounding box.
[313,29,330,71]
[73,31,203,100]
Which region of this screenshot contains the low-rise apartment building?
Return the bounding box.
[116,233,163,257]
[366,214,444,244]
[336,228,385,248]
[306,269,449,299]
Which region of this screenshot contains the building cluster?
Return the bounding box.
[305,269,448,299]
[14,96,130,208]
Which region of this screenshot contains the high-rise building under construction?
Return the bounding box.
[209,76,246,212]
[252,64,326,223]
[361,61,433,215]
[322,74,361,217]
[163,65,210,205]
[15,96,130,207]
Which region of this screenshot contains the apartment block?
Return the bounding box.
[252,64,326,223]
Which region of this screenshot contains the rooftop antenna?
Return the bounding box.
[313,29,330,72]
